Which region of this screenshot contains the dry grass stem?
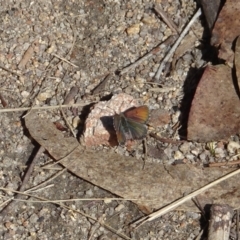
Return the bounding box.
[155,8,202,81]
[154,5,179,34]
[0,102,90,113]
[26,184,55,193]
[0,187,159,203]
[119,36,175,75]
[52,53,78,68]
[0,197,14,208]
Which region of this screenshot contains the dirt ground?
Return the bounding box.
[0,0,237,240]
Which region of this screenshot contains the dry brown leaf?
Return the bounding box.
[211,0,240,63]
[25,112,240,213]
[234,35,240,88]
[187,64,240,142]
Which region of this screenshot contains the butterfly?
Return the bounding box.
[113,105,149,145]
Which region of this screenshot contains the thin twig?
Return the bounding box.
[45,145,80,168]
[0,102,90,113]
[154,8,202,81]
[1,187,159,203]
[208,159,240,168]
[154,5,179,34]
[0,197,14,209]
[149,132,184,144]
[133,167,240,227]
[27,184,55,193]
[52,53,78,68]
[25,168,66,193]
[88,221,101,240]
[119,36,176,75]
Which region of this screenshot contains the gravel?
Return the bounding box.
[0,0,238,239]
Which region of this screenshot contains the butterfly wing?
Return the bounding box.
[123,105,149,124]
[113,113,126,145]
[125,118,147,140]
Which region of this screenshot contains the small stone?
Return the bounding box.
[85,189,93,197]
[227,141,240,154]
[148,109,171,128]
[174,150,184,160]
[37,91,52,101]
[21,90,30,98]
[126,23,140,35]
[215,147,226,158]
[141,16,157,25]
[115,204,125,212]
[199,152,207,161]
[179,142,191,154]
[72,116,80,128]
[191,150,199,156]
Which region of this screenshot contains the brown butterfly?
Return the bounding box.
[113,105,149,145]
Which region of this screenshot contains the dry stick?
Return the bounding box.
[0,102,89,113]
[208,159,240,167]
[119,36,176,75]
[154,8,202,81]
[51,53,78,68]
[88,221,101,240]
[0,188,132,240]
[28,184,54,193]
[154,5,179,34]
[208,204,233,240]
[0,198,14,209]
[149,132,184,144]
[133,167,240,228]
[0,146,45,217]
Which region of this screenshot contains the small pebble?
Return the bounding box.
[227,141,240,154]
[126,23,140,35]
[174,150,184,160]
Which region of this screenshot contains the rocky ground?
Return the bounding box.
[0,0,238,239]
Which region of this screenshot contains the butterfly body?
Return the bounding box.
[113,105,149,145]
